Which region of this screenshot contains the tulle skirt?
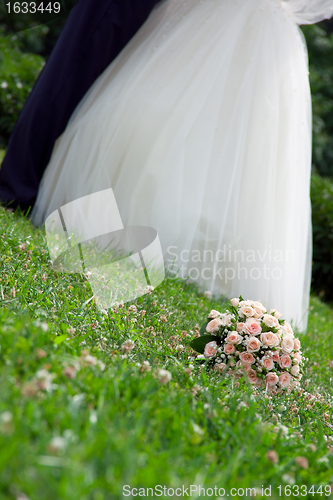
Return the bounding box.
[31,0,313,331]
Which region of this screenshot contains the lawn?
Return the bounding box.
[0,207,333,500]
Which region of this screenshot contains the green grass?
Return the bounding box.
[0,207,333,500]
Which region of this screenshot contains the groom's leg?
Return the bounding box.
[0,0,163,211]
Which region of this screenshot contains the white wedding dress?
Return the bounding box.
[31,0,333,332]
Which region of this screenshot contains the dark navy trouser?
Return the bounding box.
[0,0,162,210]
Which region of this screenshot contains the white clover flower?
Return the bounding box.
[140,361,151,372]
[35,369,56,391]
[157,369,172,384]
[98,361,106,371]
[49,436,67,451]
[84,355,98,366]
[121,339,135,353]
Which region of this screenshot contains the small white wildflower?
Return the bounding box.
[67,326,75,336]
[98,360,106,371]
[49,436,67,451]
[0,411,13,423]
[16,493,30,500]
[41,322,48,332]
[84,355,98,366]
[36,369,55,391]
[279,425,289,436]
[140,361,151,372]
[121,339,135,353]
[192,422,204,435]
[89,413,98,424]
[238,402,248,409]
[157,369,172,384]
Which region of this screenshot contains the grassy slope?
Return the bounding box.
[0,208,333,500]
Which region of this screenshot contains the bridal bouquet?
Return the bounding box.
[190,297,304,392]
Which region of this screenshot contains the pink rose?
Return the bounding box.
[230,298,240,307]
[260,332,280,347]
[255,378,264,388]
[265,372,279,386]
[282,322,293,335]
[272,351,279,362]
[227,332,242,344]
[262,357,274,370]
[279,353,292,369]
[208,309,221,319]
[281,336,294,353]
[204,341,218,358]
[279,372,292,388]
[252,307,264,319]
[239,352,255,365]
[214,363,227,373]
[293,338,301,351]
[246,336,262,353]
[269,308,282,320]
[240,305,255,318]
[206,318,223,333]
[246,369,258,384]
[252,301,266,312]
[244,318,262,336]
[293,352,302,362]
[224,343,235,355]
[291,364,300,376]
[262,314,279,328]
[236,322,245,333]
[240,300,253,307]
